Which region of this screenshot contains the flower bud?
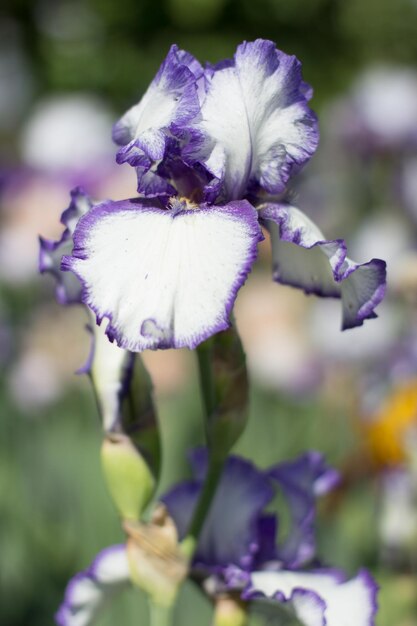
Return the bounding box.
[101,433,155,521]
[125,505,188,607]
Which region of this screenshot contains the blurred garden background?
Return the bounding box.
[3,0,417,624]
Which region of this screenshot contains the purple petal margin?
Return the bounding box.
[240,572,327,625]
[112,44,203,196]
[260,202,387,330]
[234,39,319,196]
[39,187,93,305]
[62,198,263,352]
[240,568,378,626]
[39,231,80,305]
[358,568,379,626]
[184,39,319,203]
[268,451,340,569]
[55,544,128,626]
[60,187,93,230]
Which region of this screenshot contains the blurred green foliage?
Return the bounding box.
[4,0,417,114]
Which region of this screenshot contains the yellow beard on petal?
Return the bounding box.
[168,196,199,212]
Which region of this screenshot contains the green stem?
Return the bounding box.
[181,342,224,559]
[181,455,225,559]
[149,601,174,626]
[196,341,217,428]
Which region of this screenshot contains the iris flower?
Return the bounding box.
[61,39,386,352]
[163,449,377,626]
[56,450,377,626]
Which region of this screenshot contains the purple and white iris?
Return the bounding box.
[60,39,386,352]
[161,449,377,626]
[56,449,378,626]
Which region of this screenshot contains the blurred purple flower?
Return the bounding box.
[162,448,377,626]
[56,450,377,626]
[162,448,338,575]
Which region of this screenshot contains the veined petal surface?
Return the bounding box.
[260,203,386,330]
[245,569,378,626]
[189,39,318,201]
[55,545,130,626]
[63,198,262,351]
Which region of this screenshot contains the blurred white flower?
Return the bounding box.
[379,469,417,563]
[8,306,88,413]
[0,176,72,284]
[9,350,62,411]
[20,95,114,174]
[350,212,413,286]
[351,67,417,149]
[235,275,319,394]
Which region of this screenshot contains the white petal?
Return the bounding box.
[63,199,262,351]
[250,570,339,599]
[190,39,318,200]
[81,317,134,431]
[249,569,377,626]
[90,545,131,584]
[291,589,326,626]
[324,572,378,626]
[56,545,130,626]
[197,66,252,199]
[113,45,201,150]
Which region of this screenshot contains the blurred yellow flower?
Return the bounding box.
[364,380,417,466]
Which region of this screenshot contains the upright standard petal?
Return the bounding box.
[39,188,93,305]
[259,203,386,330]
[55,545,130,626]
[163,449,274,570]
[63,198,263,351]
[188,39,318,201]
[244,569,378,626]
[113,45,203,196]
